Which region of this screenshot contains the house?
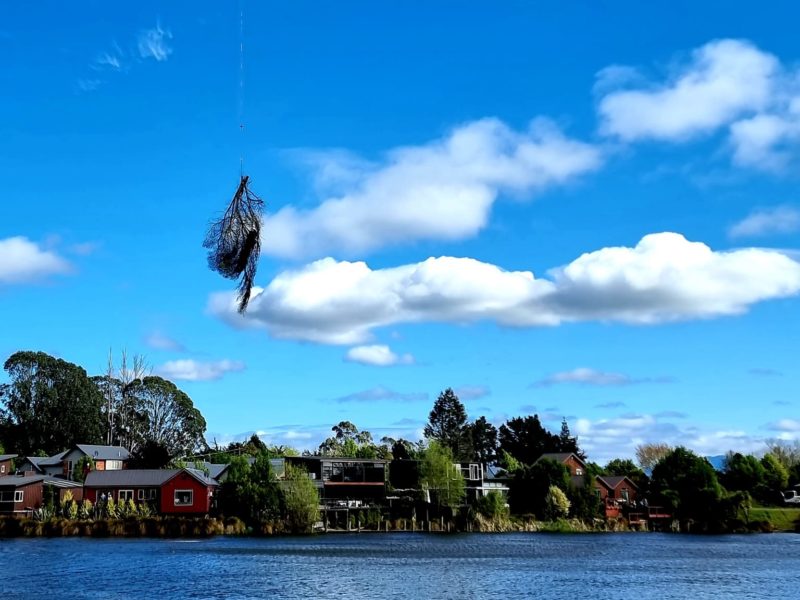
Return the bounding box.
[0,475,83,515]
[83,468,218,515]
[16,444,130,480]
[455,462,510,502]
[534,452,589,477]
[279,456,388,506]
[0,454,17,477]
[594,475,639,519]
[16,452,69,477]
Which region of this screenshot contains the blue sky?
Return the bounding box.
[2,1,799,462]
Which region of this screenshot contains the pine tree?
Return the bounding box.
[424,388,472,461]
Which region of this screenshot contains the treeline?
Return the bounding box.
[0,351,206,466]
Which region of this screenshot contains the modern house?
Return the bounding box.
[0,454,17,477]
[0,475,83,515]
[16,444,130,480]
[280,456,388,506]
[83,468,218,515]
[455,462,510,502]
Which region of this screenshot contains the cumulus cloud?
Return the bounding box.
[574,413,768,463]
[0,237,72,284]
[598,39,777,141]
[261,118,601,259]
[533,367,674,388]
[333,386,427,404]
[144,331,187,353]
[344,345,414,367]
[156,359,245,381]
[767,419,800,432]
[209,232,800,344]
[138,24,172,61]
[453,385,491,401]
[729,205,800,238]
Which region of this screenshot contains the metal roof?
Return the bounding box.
[289,456,389,464]
[85,468,217,488]
[596,475,638,490]
[535,452,588,467]
[0,454,18,461]
[75,444,131,461]
[0,475,82,489]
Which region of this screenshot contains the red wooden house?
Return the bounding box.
[0,475,83,515]
[0,454,17,477]
[594,475,639,518]
[84,468,217,515]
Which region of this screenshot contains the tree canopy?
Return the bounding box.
[498,415,560,466]
[424,388,472,461]
[0,351,104,455]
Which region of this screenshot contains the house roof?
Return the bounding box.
[596,475,638,491]
[75,445,130,461]
[0,475,82,489]
[0,454,18,461]
[84,468,217,488]
[535,453,588,468]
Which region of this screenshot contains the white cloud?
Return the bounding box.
[156,359,245,381]
[95,52,122,71]
[767,419,800,432]
[533,367,673,387]
[574,413,770,463]
[138,24,172,62]
[598,39,777,142]
[729,205,800,238]
[262,118,601,259]
[333,386,427,403]
[0,237,72,284]
[453,385,491,401]
[144,331,187,353]
[209,232,800,344]
[344,345,414,367]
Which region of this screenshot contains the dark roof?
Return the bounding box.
[289,456,389,464]
[535,453,588,468]
[185,461,230,481]
[0,454,18,461]
[24,451,68,468]
[596,475,638,491]
[85,468,217,488]
[75,445,130,461]
[0,475,82,489]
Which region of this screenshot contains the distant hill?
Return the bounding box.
[705,455,726,470]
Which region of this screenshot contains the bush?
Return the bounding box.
[475,491,509,520]
[544,485,571,520]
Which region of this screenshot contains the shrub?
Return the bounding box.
[544,485,571,520]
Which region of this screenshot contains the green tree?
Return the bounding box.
[650,447,725,528]
[125,376,207,460]
[420,441,465,508]
[469,416,498,464]
[72,455,94,483]
[498,415,560,466]
[760,453,789,500]
[509,458,571,518]
[545,485,571,520]
[0,351,104,454]
[317,421,382,458]
[282,464,320,534]
[424,389,472,461]
[720,453,765,493]
[557,418,585,459]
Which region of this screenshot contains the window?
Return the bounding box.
[174,490,193,506]
[67,461,73,478]
[14,491,23,503]
[106,460,123,470]
[138,489,157,501]
[575,468,583,476]
[469,464,481,480]
[119,489,134,501]
[1,465,5,474]
[621,489,630,502]
[0,491,14,502]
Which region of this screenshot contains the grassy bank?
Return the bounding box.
[0,515,247,538]
[748,508,800,532]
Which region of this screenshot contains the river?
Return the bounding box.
[1,533,798,599]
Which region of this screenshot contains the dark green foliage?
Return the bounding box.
[650,447,727,528]
[498,415,560,466]
[509,458,570,518]
[317,421,385,458]
[568,475,602,520]
[203,175,264,313]
[282,464,320,534]
[129,440,172,469]
[760,454,789,502]
[72,455,94,483]
[558,418,585,458]
[468,416,498,464]
[424,389,472,461]
[721,453,765,493]
[218,453,282,523]
[0,351,104,455]
[474,490,509,520]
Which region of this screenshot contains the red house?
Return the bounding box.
[84,468,217,515]
[594,475,639,518]
[534,453,589,476]
[0,475,83,515]
[0,454,17,477]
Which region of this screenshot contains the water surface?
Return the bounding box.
[1,533,798,599]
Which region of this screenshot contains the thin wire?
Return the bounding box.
[239,0,245,177]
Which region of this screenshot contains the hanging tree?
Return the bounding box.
[203,175,263,313]
[203,3,263,314]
